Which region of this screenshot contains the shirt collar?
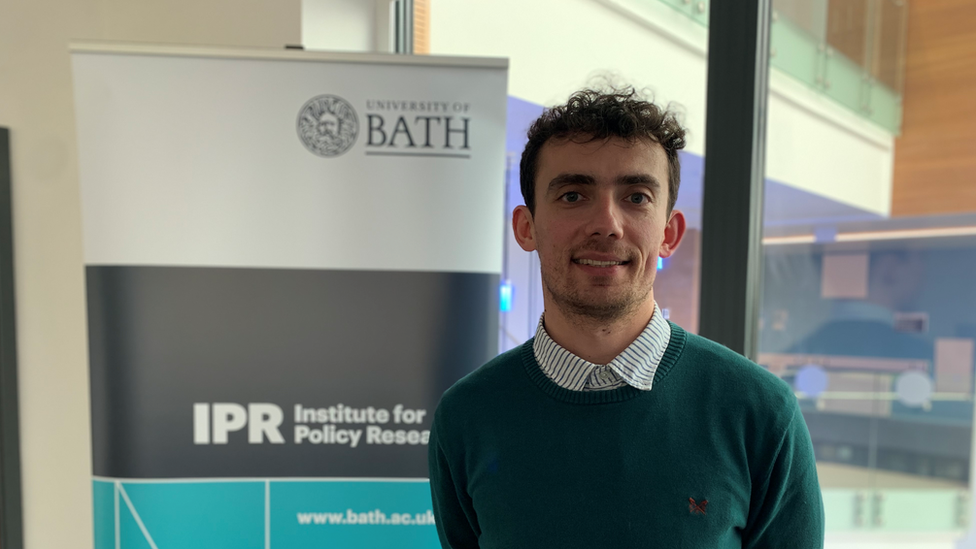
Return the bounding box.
[532,303,672,391]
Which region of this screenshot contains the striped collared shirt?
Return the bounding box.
[532,304,672,392]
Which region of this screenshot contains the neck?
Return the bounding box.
[542,295,657,365]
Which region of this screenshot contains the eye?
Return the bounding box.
[561,191,581,203]
[628,193,650,204]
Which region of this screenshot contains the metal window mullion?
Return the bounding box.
[394,0,414,54]
[0,127,24,549]
[698,0,772,359]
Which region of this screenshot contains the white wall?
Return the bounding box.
[0,1,299,547]
[433,0,710,154]
[766,70,895,217]
[430,0,895,218]
[302,0,380,52]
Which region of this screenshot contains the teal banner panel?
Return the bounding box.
[93,479,438,549]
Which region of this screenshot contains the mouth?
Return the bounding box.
[572,258,630,267]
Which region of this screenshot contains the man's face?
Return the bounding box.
[513,136,685,321]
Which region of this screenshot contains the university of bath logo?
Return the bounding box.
[297,95,359,157]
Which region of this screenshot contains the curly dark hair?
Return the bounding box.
[519,87,687,214]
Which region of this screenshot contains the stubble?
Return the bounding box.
[540,255,654,324]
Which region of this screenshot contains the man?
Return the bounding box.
[428,88,824,548]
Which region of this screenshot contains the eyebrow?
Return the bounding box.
[546,173,662,194]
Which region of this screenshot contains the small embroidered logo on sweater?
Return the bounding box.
[689,498,708,515]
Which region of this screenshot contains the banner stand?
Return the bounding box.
[72,43,508,549]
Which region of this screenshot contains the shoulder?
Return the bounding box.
[673,328,809,479]
[445,342,526,398]
[433,343,528,426]
[675,327,798,422]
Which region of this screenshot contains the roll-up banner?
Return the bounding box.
[71,43,507,549]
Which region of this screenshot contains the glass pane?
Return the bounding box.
[774,0,828,40]
[823,47,868,113]
[826,0,871,69]
[658,0,710,26]
[771,9,825,89]
[873,0,908,92]
[761,0,976,538]
[867,81,902,133]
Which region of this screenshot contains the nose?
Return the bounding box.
[584,194,624,239]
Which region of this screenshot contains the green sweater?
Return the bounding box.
[428,324,824,548]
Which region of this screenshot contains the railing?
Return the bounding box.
[657,0,710,25]
[823,489,969,532]
[656,0,906,133]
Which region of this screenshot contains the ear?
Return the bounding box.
[512,205,537,252]
[658,209,686,258]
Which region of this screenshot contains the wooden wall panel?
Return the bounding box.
[892,0,976,217]
[414,0,430,54]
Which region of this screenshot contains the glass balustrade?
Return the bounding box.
[654,0,906,133]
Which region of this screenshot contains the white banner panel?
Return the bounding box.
[72,45,507,274]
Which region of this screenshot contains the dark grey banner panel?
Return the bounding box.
[87,266,498,479]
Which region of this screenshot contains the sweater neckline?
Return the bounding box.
[521,322,688,405]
